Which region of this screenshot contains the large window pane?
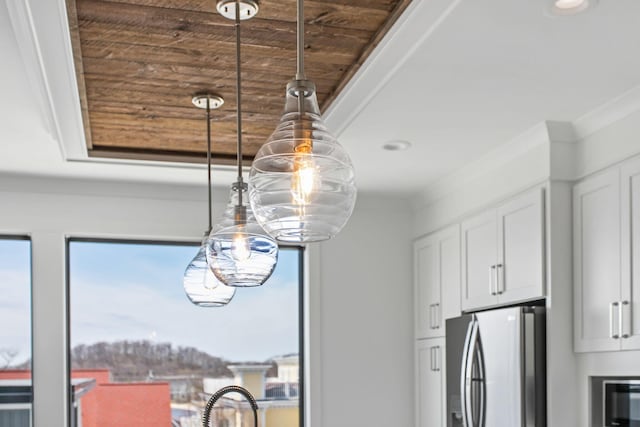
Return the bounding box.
[69,240,302,427]
[0,237,32,427]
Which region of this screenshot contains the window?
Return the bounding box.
[68,240,302,427]
[0,237,32,426]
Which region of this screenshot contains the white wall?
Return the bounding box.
[0,173,414,427]
[308,195,414,427]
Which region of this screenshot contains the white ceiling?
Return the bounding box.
[3,0,640,195]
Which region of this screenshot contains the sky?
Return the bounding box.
[0,238,31,366]
[0,238,301,366]
[68,241,301,362]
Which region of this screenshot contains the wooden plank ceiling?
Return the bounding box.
[66,0,411,165]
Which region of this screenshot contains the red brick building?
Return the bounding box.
[0,370,171,427]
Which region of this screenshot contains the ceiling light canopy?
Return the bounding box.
[249,0,357,244]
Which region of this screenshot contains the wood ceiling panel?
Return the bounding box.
[66,0,412,163]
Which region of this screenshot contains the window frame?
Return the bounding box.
[0,235,33,427]
[65,237,305,427]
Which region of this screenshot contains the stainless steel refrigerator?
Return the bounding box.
[445,306,546,427]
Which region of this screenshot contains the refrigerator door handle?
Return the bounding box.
[461,318,474,427]
[462,317,481,427]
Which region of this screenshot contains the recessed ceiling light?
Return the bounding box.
[555,0,586,9]
[549,0,594,15]
[382,140,412,151]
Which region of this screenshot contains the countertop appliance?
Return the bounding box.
[603,380,640,426]
[445,306,546,427]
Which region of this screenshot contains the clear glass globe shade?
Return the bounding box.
[206,188,279,287]
[249,81,357,243]
[183,242,236,307]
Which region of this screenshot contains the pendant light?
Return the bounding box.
[248,0,357,244]
[183,94,236,307]
[206,0,279,287]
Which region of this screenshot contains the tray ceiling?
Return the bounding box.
[66,0,411,165]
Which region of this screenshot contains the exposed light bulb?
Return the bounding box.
[183,240,235,307]
[291,157,318,206]
[231,230,251,262]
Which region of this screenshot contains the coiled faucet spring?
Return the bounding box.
[202,385,259,427]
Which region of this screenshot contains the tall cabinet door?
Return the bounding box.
[439,226,461,324]
[415,338,445,427]
[622,158,640,350]
[461,210,498,311]
[574,169,622,352]
[414,226,461,339]
[496,188,545,304]
[415,235,441,339]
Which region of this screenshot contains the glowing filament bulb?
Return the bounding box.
[291,142,319,205]
[231,231,251,262]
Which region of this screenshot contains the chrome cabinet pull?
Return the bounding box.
[490,265,497,295]
[610,302,620,339]
[496,263,504,294]
[429,303,437,330]
[621,300,630,339]
[430,346,436,371]
[433,346,441,372]
[434,303,440,329]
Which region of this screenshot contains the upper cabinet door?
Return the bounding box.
[621,158,640,350]
[414,225,461,339]
[496,188,545,304]
[461,210,498,311]
[574,169,622,353]
[414,235,440,339]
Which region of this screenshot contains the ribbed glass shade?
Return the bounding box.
[206,187,279,287]
[249,80,357,243]
[183,238,236,307]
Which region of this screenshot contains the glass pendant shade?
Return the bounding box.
[183,236,236,307]
[249,81,357,243]
[206,187,279,287]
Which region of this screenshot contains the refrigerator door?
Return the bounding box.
[475,307,524,427]
[446,314,474,427]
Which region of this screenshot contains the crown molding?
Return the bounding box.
[5,0,57,140]
[573,84,640,141]
[411,121,552,210]
[7,0,88,161]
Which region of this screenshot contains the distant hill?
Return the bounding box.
[71,340,234,382]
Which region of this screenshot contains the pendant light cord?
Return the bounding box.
[206,98,213,233]
[296,0,305,80]
[234,0,244,206]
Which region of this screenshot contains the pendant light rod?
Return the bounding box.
[192,93,225,232]
[206,98,212,232]
[296,0,305,80]
[234,0,244,207]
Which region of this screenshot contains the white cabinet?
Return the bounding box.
[461,188,545,311]
[576,159,640,352]
[622,158,640,349]
[414,225,461,339]
[415,337,445,427]
[573,169,621,352]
